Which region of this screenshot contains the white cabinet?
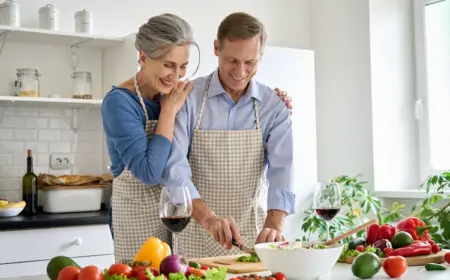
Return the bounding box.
[0,225,114,278]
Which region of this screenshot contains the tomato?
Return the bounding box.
[108,263,132,277]
[356,245,365,252]
[78,266,104,280]
[200,265,209,270]
[57,266,79,280]
[132,266,158,277]
[383,256,408,278]
[445,252,450,264]
[136,270,150,280]
[274,272,286,280]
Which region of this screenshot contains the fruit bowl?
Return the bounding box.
[0,200,26,217]
[254,241,344,280]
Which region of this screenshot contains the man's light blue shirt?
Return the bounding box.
[161,69,296,214]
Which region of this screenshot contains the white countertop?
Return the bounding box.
[1,263,449,280]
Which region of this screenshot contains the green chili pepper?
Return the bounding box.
[425,263,447,271]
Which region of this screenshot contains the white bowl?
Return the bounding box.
[0,206,25,217]
[254,241,344,280]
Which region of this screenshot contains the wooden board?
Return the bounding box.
[190,254,268,274]
[340,250,447,266]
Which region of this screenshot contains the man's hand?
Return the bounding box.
[255,228,285,244]
[203,216,242,249]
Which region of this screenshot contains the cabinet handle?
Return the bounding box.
[74,238,82,246]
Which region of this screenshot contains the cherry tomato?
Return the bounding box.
[78,266,104,280]
[200,265,209,270]
[274,272,286,280]
[356,245,365,252]
[57,266,79,280]
[108,263,133,277]
[445,252,450,264]
[383,256,408,278]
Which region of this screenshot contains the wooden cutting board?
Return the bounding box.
[190,254,268,273]
[340,250,447,266]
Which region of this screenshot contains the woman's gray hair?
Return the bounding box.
[135,13,195,60]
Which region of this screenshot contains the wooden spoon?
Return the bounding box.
[323,218,377,246]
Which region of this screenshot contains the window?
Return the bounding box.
[415,0,450,180]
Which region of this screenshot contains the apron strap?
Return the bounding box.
[133,73,150,123]
[195,72,262,130]
[195,73,213,130]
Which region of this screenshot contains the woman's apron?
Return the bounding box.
[174,73,268,259]
[111,74,171,262]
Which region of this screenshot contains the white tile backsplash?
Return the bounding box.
[0,106,105,202]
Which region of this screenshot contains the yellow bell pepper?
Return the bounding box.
[133,237,171,270]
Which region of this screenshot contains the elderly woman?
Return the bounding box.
[102,13,292,262]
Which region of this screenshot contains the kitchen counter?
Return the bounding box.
[0,206,109,231]
[1,263,449,280]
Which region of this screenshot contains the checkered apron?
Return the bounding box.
[111,75,171,262]
[173,73,267,259]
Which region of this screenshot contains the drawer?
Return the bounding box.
[0,225,113,264]
[0,254,115,278]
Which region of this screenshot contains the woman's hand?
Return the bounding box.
[274,88,293,114]
[160,79,194,115]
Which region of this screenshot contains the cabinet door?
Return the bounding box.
[0,255,115,278]
[0,225,113,264]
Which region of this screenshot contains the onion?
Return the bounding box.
[159,255,187,276]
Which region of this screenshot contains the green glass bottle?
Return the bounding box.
[22,149,38,216]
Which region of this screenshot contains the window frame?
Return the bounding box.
[413,0,449,182]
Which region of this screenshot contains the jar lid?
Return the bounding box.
[39,4,56,12]
[17,68,40,74]
[72,71,92,78]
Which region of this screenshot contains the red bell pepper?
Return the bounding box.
[395,217,431,241]
[385,241,432,258]
[379,224,396,241]
[366,223,396,244]
[366,224,381,245]
[427,240,441,253]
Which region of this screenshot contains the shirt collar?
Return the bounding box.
[207,68,262,101]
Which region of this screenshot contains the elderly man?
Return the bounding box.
[161,12,295,259]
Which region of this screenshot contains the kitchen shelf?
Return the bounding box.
[0,96,102,109]
[0,25,125,49]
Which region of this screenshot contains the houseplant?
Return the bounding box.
[300,173,450,249]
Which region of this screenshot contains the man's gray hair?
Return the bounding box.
[135,13,195,59]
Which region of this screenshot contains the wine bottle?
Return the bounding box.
[22,149,38,216]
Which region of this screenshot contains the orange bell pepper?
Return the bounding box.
[133,237,171,270]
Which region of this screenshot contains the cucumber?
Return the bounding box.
[47,256,81,280]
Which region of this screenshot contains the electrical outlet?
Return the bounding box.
[50,153,71,169]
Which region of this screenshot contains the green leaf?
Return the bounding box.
[439,214,450,240]
[429,194,443,205]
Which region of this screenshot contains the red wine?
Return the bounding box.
[315,208,340,221]
[161,216,191,233]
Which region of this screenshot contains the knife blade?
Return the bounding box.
[232,238,257,255]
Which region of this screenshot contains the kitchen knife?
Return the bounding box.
[232,238,257,256]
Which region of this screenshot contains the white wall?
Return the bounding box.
[310,0,375,187]
[369,0,420,191]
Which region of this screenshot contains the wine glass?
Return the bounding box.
[313,182,341,241]
[159,186,192,256]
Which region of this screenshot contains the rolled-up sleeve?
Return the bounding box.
[102,91,172,185]
[161,102,200,200]
[265,102,296,215]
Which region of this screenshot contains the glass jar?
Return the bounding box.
[72,71,92,99]
[16,68,40,97]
